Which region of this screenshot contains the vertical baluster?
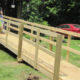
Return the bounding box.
[5,20,10,46]
[34,29,40,69]
[66,35,71,61]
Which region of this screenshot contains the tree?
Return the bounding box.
[22,0,80,26]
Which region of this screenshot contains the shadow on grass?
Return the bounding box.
[0,44,34,69]
[0,44,17,59]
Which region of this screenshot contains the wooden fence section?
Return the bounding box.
[3,15,80,61]
[0,16,80,80]
[0,17,63,80]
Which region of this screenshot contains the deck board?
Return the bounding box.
[0,33,80,80]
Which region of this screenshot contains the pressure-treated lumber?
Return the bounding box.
[66,35,71,61]
[0,33,80,80]
[3,16,80,56]
[35,29,40,68]
[4,15,80,37]
[5,21,9,46]
[49,36,53,51]
[53,34,62,80]
[17,23,24,62]
[0,16,80,80]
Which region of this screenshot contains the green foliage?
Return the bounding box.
[22,0,80,26]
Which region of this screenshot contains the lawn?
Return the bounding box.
[62,39,80,67]
[0,49,47,80]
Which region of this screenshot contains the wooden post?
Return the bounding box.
[62,35,64,40]
[53,34,62,80]
[66,35,71,61]
[30,29,33,40]
[34,29,40,69]
[7,20,11,33]
[5,21,10,46]
[49,36,53,51]
[17,23,24,62]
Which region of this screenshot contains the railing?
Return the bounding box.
[0,16,63,80]
[0,15,80,80]
[3,15,80,62]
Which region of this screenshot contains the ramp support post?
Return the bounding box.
[17,23,24,62]
[53,34,63,80]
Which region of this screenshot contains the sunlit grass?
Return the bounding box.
[0,50,46,80]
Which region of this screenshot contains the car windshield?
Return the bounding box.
[74,25,80,28]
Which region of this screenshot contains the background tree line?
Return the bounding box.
[22,0,80,26]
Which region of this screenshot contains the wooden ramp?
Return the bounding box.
[0,15,80,80]
[0,33,80,80]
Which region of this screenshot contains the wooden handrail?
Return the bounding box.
[3,15,80,37]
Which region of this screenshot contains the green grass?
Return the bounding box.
[0,50,47,80]
[62,39,80,67]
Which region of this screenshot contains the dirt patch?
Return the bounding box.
[18,73,48,80]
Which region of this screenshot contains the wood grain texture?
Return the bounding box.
[0,16,80,80]
[17,24,24,62]
[53,34,62,80]
[0,33,80,80]
[66,35,71,61]
[4,15,80,37]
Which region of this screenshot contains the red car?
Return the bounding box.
[57,24,80,33]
